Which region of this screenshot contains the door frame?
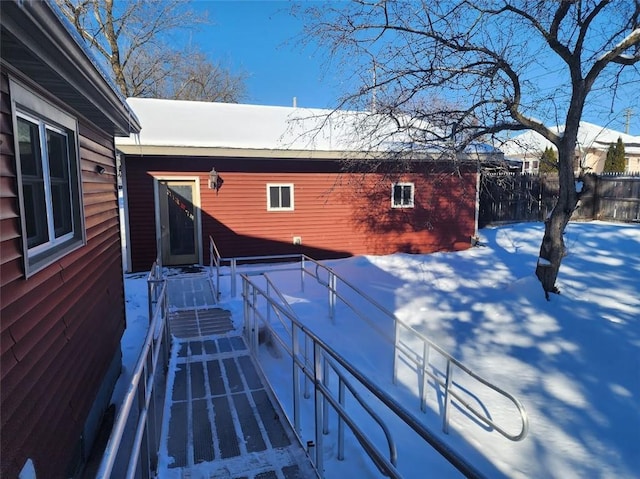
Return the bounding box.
[153,176,203,266]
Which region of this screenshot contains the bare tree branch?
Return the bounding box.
[298,0,640,298]
[55,0,247,101]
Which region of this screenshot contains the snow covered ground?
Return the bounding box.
[119,221,640,478]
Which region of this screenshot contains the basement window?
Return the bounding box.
[10,79,85,277]
[392,182,414,208]
[267,184,294,211]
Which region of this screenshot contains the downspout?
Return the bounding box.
[119,150,132,273]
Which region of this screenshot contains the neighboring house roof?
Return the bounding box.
[499,122,640,156]
[0,0,140,136]
[116,97,501,160]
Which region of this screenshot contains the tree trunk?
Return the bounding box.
[535,142,578,300]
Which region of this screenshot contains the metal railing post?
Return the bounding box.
[266,280,271,324]
[443,359,454,434]
[314,341,324,477]
[322,357,329,435]
[216,264,221,300]
[231,258,237,297]
[208,236,222,299]
[338,378,345,461]
[304,335,310,399]
[242,279,250,347]
[162,294,170,365]
[392,321,399,385]
[420,341,429,412]
[252,286,259,350]
[292,323,301,435]
[328,271,336,321]
[136,368,150,479]
[147,280,153,324]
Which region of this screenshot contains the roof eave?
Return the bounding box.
[116,144,499,163]
[0,0,141,136]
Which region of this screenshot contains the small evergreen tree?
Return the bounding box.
[539,147,558,173]
[603,137,626,173]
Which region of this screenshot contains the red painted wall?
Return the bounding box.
[125,155,477,272]
[0,73,126,478]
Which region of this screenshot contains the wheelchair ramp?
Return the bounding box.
[160,273,317,478]
[161,335,317,479]
[169,308,234,338]
[166,273,218,309]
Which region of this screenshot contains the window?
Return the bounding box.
[267,184,294,211]
[11,79,84,276]
[392,183,414,208]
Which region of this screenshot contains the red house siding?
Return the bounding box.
[125,155,477,271]
[0,73,126,478]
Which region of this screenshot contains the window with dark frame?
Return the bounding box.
[11,79,84,277]
[267,184,294,211]
[392,182,414,208]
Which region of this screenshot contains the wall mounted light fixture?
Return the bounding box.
[209,167,224,194]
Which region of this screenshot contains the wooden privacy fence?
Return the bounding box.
[479,172,640,228]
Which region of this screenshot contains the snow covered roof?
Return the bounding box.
[116,98,500,159]
[500,122,640,156]
[117,98,360,151]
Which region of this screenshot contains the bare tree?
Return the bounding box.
[57,0,246,101]
[298,0,640,299]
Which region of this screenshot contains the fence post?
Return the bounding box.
[593,174,601,220]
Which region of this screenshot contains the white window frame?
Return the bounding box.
[10,79,85,277]
[267,183,294,211]
[391,182,414,208]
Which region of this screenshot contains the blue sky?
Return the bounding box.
[191,1,339,109]
[190,1,639,135]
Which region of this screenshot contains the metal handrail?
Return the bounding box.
[299,255,529,442]
[264,274,298,321]
[242,274,483,479]
[204,239,527,441]
[96,276,170,479]
[209,236,222,297]
[146,259,164,322]
[209,235,302,298]
[395,322,529,441]
[262,273,397,461]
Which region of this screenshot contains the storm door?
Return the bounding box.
[158,180,200,266]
